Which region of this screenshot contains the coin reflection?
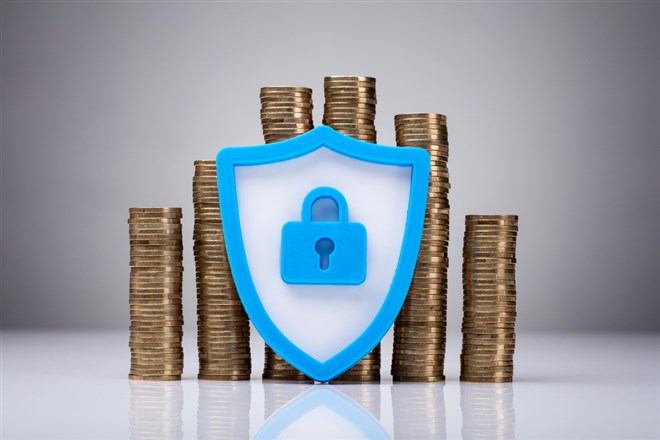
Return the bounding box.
[392,382,446,439]
[256,384,387,439]
[264,382,313,420]
[335,384,381,420]
[129,380,183,440]
[461,382,515,440]
[198,380,251,439]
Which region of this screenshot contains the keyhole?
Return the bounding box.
[315,238,335,270]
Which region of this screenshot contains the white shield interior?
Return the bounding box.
[234,147,411,362]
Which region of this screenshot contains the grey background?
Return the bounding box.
[1,1,658,332]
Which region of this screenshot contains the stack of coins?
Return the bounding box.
[260,86,314,382]
[128,207,184,381]
[392,113,450,382]
[260,86,314,143]
[129,381,183,440]
[460,215,518,383]
[193,160,251,380]
[323,75,377,143]
[324,75,380,383]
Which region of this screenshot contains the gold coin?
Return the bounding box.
[127,219,182,226]
[129,342,183,351]
[198,373,250,381]
[128,374,181,381]
[129,207,181,214]
[261,86,312,93]
[466,214,517,221]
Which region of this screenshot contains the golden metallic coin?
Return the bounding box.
[129,207,181,214]
[127,219,182,226]
[198,374,250,381]
[129,280,183,288]
[324,75,376,83]
[129,370,183,378]
[461,352,515,359]
[199,359,251,367]
[128,223,183,229]
[324,105,377,112]
[392,376,445,383]
[466,214,518,221]
[128,374,181,381]
[129,213,182,221]
[261,86,312,93]
[461,354,514,362]
[128,295,181,307]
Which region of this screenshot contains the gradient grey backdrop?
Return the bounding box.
[2,1,658,332]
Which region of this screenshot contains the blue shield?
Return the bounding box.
[217,126,429,382]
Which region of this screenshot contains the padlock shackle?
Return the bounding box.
[301,186,349,223]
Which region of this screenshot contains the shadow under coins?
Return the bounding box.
[129,381,184,440]
[460,382,516,440]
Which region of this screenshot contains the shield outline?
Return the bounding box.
[217,125,430,382]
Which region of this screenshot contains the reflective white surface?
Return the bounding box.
[2,331,658,439]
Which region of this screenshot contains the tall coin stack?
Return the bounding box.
[323,75,380,383]
[460,215,518,383]
[193,160,251,381]
[392,113,450,382]
[128,207,184,381]
[323,75,377,143]
[260,86,314,382]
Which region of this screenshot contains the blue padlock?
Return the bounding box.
[281,187,367,285]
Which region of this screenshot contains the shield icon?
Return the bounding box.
[217,126,429,382]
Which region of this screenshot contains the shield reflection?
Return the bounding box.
[255,385,388,440]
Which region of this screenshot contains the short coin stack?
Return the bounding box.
[392,113,450,382]
[324,75,380,383]
[323,75,377,143]
[193,160,251,381]
[260,86,314,144]
[260,86,314,383]
[460,215,518,383]
[128,207,184,381]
